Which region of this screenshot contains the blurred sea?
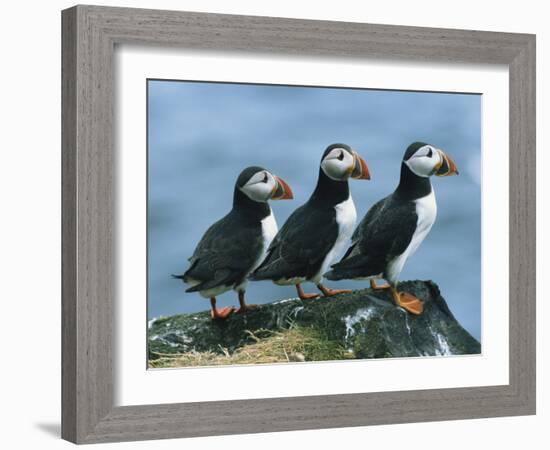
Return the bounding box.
[147,80,481,340]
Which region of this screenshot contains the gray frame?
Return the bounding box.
[62,4,536,444]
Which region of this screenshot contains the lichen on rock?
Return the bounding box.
[148,280,481,367]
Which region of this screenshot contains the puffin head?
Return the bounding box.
[237,166,293,203]
[403,142,459,178]
[320,143,370,181]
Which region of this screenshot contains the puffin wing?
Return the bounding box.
[252,204,338,281]
[339,198,386,261]
[326,195,417,279]
[181,211,263,291]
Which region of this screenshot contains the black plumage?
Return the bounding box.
[324,193,417,280]
[171,165,297,319]
[177,210,266,293]
[250,144,367,299]
[175,166,270,294]
[325,141,458,316]
[325,142,436,282]
[250,200,339,282]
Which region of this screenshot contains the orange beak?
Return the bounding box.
[350,152,371,180]
[271,175,294,200]
[435,150,459,176]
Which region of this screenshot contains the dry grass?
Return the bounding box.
[149,326,353,368]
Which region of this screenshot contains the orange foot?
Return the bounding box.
[370,279,391,290]
[391,288,424,315]
[296,284,320,300]
[317,284,352,297]
[236,291,259,314]
[236,304,259,314]
[211,306,235,320]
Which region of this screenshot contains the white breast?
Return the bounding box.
[386,190,437,283]
[253,209,278,270]
[235,209,278,292]
[313,195,357,283]
[261,210,278,248]
[409,190,437,256]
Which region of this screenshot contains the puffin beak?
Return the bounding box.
[271,176,294,200]
[434,150,459,177]
[350,152,371,180]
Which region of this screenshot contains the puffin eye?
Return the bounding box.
[427,148,433,158]
[337,151,344,161]
[262,173,269,183]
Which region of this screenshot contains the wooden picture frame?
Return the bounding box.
[61,5,536,444]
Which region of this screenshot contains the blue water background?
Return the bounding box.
[147,80,481,340]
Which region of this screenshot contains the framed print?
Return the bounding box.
[145,80,482,370]
[61,5,535,444]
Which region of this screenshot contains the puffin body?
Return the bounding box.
[257,193,356,287]
[316,195,358,283]
[325,142,458,315]
[174,166,293,319]
[389,189,437,281]
[335,189,436,284]
[182,205,272,298]
[251,143,370,299]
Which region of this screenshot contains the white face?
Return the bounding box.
[321,147,355,181]
[239,170,278,202]
[404,144,443,177]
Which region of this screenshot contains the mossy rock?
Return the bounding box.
[148,280,480,365]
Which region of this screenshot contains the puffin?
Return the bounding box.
[173,166,293,319]
[250,143,370,299]
[324,141,458,315]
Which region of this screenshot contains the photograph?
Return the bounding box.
[146,79,482,368]
[3,0,541,447]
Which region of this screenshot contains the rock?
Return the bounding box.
[148,280,480,360]
[289,352,306,362]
